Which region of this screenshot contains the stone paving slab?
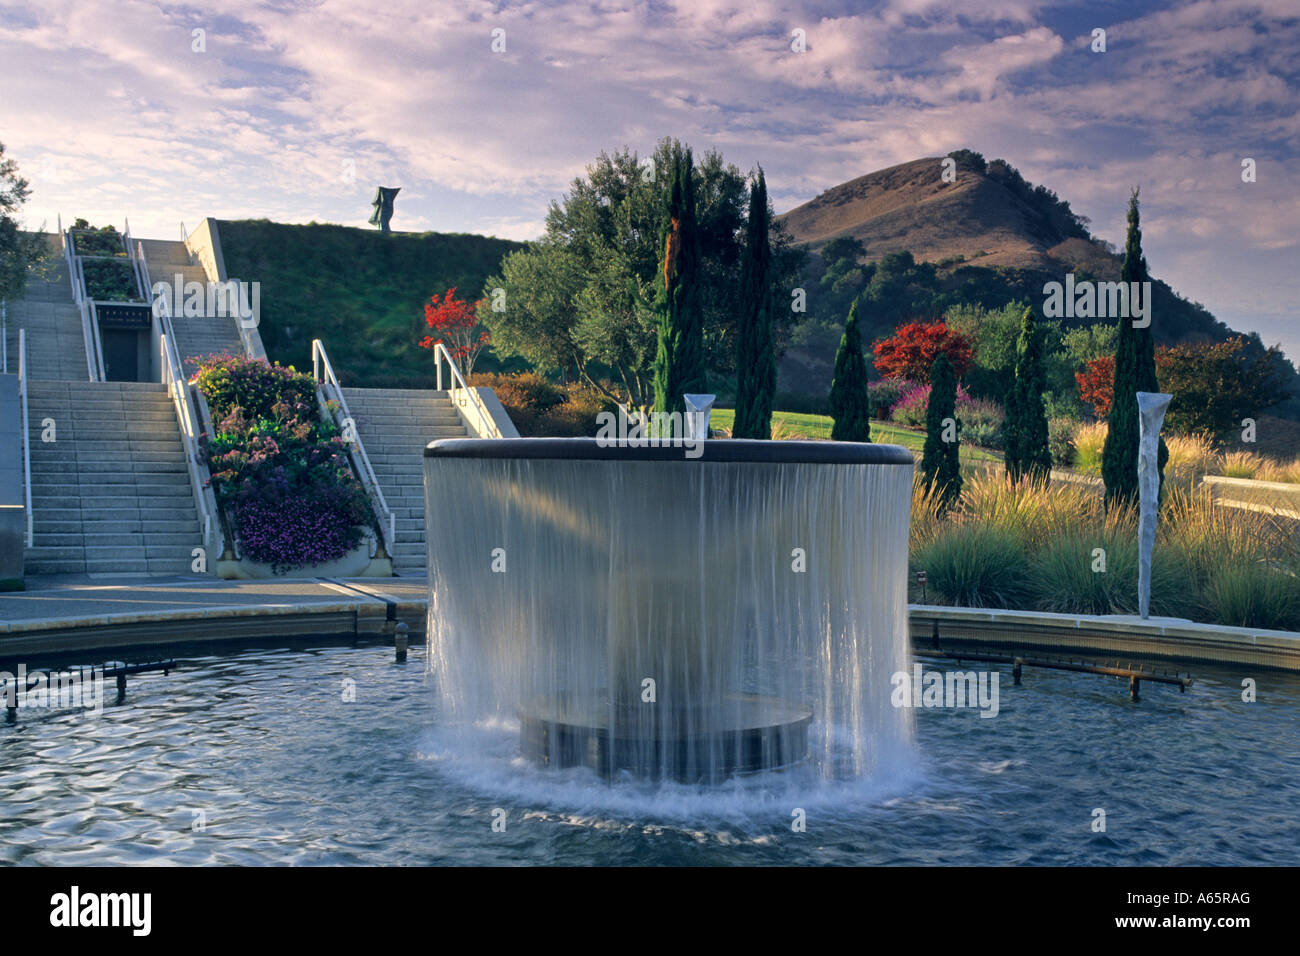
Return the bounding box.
[0,575,431,660]
[0,576,402,627]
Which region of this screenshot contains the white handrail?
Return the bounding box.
[229,276,266,360]
[124,222,150,303]
[160,331,220,557]
[65,230,91,377]
[146,242,225,561]
[134,240,154,315]
[87,299,106,380]
[18,329,32,547]
[311,338,396,555]
[432,341,499,438]
[65,230,105,381]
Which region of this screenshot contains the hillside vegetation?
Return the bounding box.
[218,219,522,388]
[774,153,1292,405]
[216,151,1297,414]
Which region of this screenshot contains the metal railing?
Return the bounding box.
[133,240,155,314]
[160,332,220,556]
[2,300,6,374]
[148,239,222,558]
[64,228,105,381]
[18,329,32,547]
[311,339,396,556]
[124,221,151,302]
[432,341,501,438]
[190,386,237,559]
[231,277,266,360]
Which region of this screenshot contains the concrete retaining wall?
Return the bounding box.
[449,385,520,438]
[911,605,1300,672]
[0,375,23,590]
[1203,474,1300,519]
[5,588,1298,671]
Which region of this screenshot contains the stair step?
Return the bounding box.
[24,560,87,574]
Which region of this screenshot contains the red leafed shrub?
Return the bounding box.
[1076,354,1114,418]
[418,287,489,375]
[873,321,974,382]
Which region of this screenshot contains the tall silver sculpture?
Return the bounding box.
[1136,391,1172,619]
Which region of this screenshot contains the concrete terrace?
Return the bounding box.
[0,576,430,660]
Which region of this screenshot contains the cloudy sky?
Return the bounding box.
[2,0,1297,360]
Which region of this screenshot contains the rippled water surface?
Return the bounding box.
[1,642,1296,865]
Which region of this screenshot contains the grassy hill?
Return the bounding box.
[218,219,523,389]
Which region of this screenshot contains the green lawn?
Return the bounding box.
[710,408,1002,463]
[218,219,523,389]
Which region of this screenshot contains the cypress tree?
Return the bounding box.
[733,169,776,440]
[828,299,872,442]
[652,145,707,433]
[1102,188,1166,508]
[1004,305,1053,485]
[921,353,962,512]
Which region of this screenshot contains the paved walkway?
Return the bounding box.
[0,575,429,660]
[2,574,427,623]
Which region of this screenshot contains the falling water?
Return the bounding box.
[425,439,915,792]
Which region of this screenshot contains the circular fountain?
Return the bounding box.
[424,438,915,785]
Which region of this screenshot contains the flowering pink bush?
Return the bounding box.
[892,382,974,428]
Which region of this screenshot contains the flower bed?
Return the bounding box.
[81,258,140,301]
[193,355,373,573]
[70,222,127,258]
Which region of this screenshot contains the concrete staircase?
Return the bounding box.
[340,387,468,575]
[3,248,91,382]
[22,381,204,576]
[138,238,243,373]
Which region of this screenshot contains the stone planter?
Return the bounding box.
[215,531,393,579]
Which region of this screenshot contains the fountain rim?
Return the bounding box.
[424,437,915,465]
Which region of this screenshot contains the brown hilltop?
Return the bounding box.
[776,156,1113,273]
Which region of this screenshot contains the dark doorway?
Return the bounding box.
[101,329,140,382]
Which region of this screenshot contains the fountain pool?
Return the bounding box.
[1,641,1296,865]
